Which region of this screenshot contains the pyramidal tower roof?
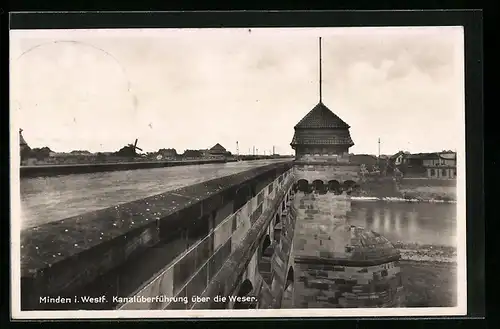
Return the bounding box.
[19,129,28,146]
[294,102,350,129]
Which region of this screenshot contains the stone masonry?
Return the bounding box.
[291,192,405,308]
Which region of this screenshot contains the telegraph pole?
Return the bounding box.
[378,138,381,162]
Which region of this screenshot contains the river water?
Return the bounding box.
[348,200,457,247]
[19,159,288,229]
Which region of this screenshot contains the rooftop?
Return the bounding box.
[294,102,350,130]
[210,143,227,152]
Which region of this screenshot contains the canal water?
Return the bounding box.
[348,200,457,247]
[19,160,457,249]
[19,159,287,229]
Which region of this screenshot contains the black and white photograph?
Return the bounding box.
[10,25,467,319]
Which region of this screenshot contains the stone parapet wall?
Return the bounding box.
[190,172,295,310]
[21,162,293,310]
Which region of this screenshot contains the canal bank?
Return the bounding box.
[354,177,457,202]
[19,159,231,178]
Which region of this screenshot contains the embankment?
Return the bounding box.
[20,159,229,178]
[400,260,457,307]
[397,242,457,307]
[355,177,457,202]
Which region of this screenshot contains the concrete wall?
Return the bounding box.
[20,162,293,310]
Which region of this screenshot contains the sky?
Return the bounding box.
[10,27,465,156]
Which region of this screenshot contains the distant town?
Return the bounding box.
[18,129,287,166]
[19,129,456,180]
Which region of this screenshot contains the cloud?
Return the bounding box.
[11,27,463,155]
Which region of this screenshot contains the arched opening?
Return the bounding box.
[259,235,273,284]
[328,180,341,194]
[297,179,309,192]
[233,279,256,309]
[343,180,356,195]
[312,180,325,193]
[237,279,253,297]
[274,213,282,244]
[261,235,271,257]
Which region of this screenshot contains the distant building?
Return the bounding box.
[208,143,231,156]
[422,152,457,179]
[69,150,93,156]
[391,151,406,166]
[390,151,456,179]
[183,149,203,158]
[157,148,178,159]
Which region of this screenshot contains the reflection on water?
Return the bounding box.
[19,159,287,229]
[348,201,457,247]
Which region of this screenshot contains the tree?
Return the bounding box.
[183,149,203,158]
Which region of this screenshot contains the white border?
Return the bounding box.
[11,26,467,319]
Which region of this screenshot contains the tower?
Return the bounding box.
[290,37,354,162]
[19,128,32,161]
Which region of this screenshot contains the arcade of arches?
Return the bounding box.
[295,179,359,195]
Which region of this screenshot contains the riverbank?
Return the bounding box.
[400,260,457,307]
[395,242,457,263]
[353,177,457,202]
[397,243,457,307]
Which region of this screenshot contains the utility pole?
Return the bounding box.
[253,146,255,156]
[273,145,275,155]
[378,138,381,162]
[236,141,239,156]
